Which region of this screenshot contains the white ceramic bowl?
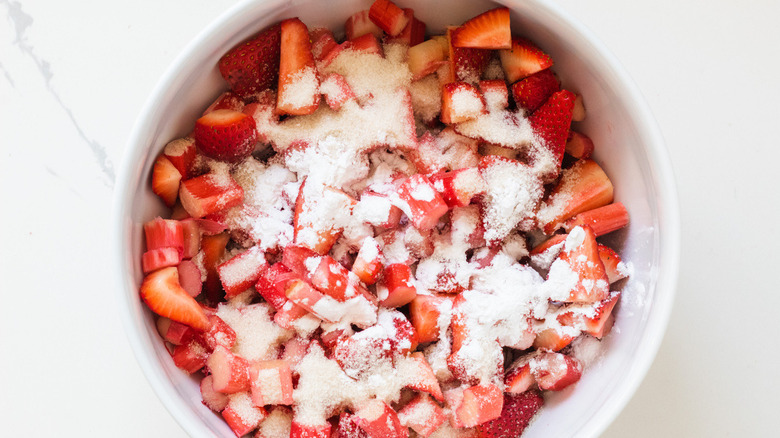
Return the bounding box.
[113,0,680,436]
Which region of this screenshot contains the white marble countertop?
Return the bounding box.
[2,0,778,436]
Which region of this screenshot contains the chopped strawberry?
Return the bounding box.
[142,247,182,273]
[476,390,544,438]
[368,0,409,37]
[310,255,351,301]
[200,375,229,412]
[451,7,511,49]
[532,328,573,352]
[352,237,384,285]
[384,310,419,353]
[447,27,492,83]
[451,384,504,428]
[405,352,444,402]
[202,314,236,350]
[409,294,450,343]
[563,202,629,237]
[396,174,449,230]
[504,353,537,394]
[337,412,368,438]
[449,293,469,353]
[380,263,418,308]
[179,173,244,219]
[284,279,332,322]
[179,218,201,259]
[407,38,447,80]
[531,352,582,391]
[171,338,209,373]
[354,399,407,438]
[553,225,610,303]
[199,232,230,304]
[407,127,481,174]
[565,130,595,159]
[217,246,267,298]
[218,23,281,98]
[499,37,553,84]
[277,18,320,116]
[250,360,294,406]
[429,167,486,208]
[599,244,628,284]
[255,263,295,310]
[222,392,266,436]
[386,8,426,46]
[320,73,356,111]
[479,79,509,111]
[511,68,560,114]
[538,159,614,234]
[203,90,245,115]
[140,267,210,331]
[345,9,383,41]
[441,81,487,124]
[162,137,197,178]
[528,89,575,167]
[529,233,566,256]
[293,180,347,254]
[144,217,184,254]
[397,393,445,438]
[193,109,257,163]
[207,345,251,393]
[290,420,331,438]
[560,292,621,338]
[151,155,182,207]
[310,27,339,61]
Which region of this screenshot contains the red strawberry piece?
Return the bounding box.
[199,232,230,305]
[531,352,582,391]
[293,179,346,255]
[273,300,314,330]
[202,314,237,351]
[405,352,444,402]
[352,237,384,285]
[345,9,383,41]
[277,18,320,116]
[171,339,209,373]
[449,293,469,353]
[429,167,486,208]
[255,263,297,310]
[310,255,351,302]
[532,327,573,352]
[555,225,610,303]
[599,245,628,284]
[179,173,244,219]
[380,263,418,308]
[368,0,409,37]
[538,159,614,234]
[217,245,267,298]
[203,90,245,115]
[218,23,281,98]
[321,72,356,111]
[140,266,210,331]
[563,202,629,237]
[355,192,403,229]
[408,294,450,343]
[447,27,492,83]
[397,174,449,230]
[560,292,621,338]
[151,155,181,207]
[397,393,445,438]
[354,399,407,438]
[333,335,391,379]
[337,412,369,438]
[441,81,487,124]
[310,27,339,61]
[250,360,294,406]
[206,345,251,393]
[280,244,320,279]
[193,109,257,163]
[407,38,448,80]
[479,79,509,110]
[144,217,184,254]
[284,279,332,322]
[451,7,511,49]
[511,68,560,113]
[200,375,229,412]
[499,37,554,84]
[222,392,266,436]
[386,8,426,46]
[450,205,486,248]
[565,130,595,159]
[383,310,418,353]
[476,390,544,438]
[529,89,576,166]
[529,233,566,257]
[290,419,331,438]
[505,353,537,394]
[163,137,197,178]
[451,384,504,428]
[142,247,182,273]
[349,33,385,57]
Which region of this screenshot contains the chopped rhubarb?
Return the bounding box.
[345,9,382,40]
[222,392,266,437]
[250,360,294,406]
[441,81,487,124]
[218,246,267,298]
[142,247,182,273]
[380,263,418,308]
[565,130,595,159]
[368,0,409,37]
[179,173,244,219]
[207,345,251,394]
[563,202,629,237]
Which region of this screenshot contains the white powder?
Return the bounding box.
[480,158,544,242]
[278,66,319,110]
[409,74,442,123]
[257,407,292,438]
[216,302,293,361]
[227,392,265,426]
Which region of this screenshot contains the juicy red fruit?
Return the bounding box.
[218,23,281,98]
[193,109,257,163]
[529,89,575,166]
[477,391,544,438]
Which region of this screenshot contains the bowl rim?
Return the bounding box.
[111,0,680,436]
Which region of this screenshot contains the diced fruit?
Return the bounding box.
[505,354,536,394]
[179,173,244,219]
[157,317,198,345]
[355,191,403,229]
[202,314,236,350]
[405,352,444,402]
[451,384,504,428]
[151,155,181,207]
[476,391,544,438]
[352,237,384,285]
[409,294,449,343]
[531,352,582,391]
[538,159,614,233]
[528,89,576,167]
[277,18,320,116]
[290,420,331,438]
[144,217,184,254]
[140,267,210,331]
[310,255,351,301]
[499,38,553,84]
[397,393,446,438]
[222,392,266,437]
[408,39,448,80]
[563,202,629,237]
[207,345,251,393]
[441,81,487,124]
[345,9,383,41]
[142,247,182,273]
[199,233,230,304]
[553,225,610,303]
[565,130,595,159]
[447,27,492,83]
[429,167,486,208]
[255,263,296,310]
[172,339,209,373]
[529,233,566,257]
[532,328,573,352]
[479,79,509,110]
[200,375,229,412]
[320,73,356,111]
[511,68,560,114]
[310,27,338,61]
[218,23,281,98]
[380,263,418,308]
[163,137,197,178]
[250,360,294,406]
[560,292,621,338]
[451,7,511,49]
[396,174,449,230]
[217,246,267,298]
[336,412,368,438]
[387,8,426,46]
[194,109,257,163]
[368,0,409,37]
[293,180,346,254]
[599,245,628,284]
[284,279,332,322]
[354,399,407,438]
[349,33,384,57]
[179,219,201,259]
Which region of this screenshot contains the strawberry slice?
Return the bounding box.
[499,37,554,84]
[405,352,444,402]
[599,244,628,284]
[352,237,384,285]
[151,155,182,207]
[528,89,576,166]
[476,390,544,438]
[440,81,487,124]
[193,109,257,163]
[565,130,595,159]
[345,9,383,41]
[368,0,409,37]
[380,263,418,308]
[409,294,450,343]
[532,327,573,352]
[563,202,629,237]
[140,267,210,331]
[447,27,492,83]
[537,159,614,234]
[511,68,560,114]
[397,393,445,438]
[277,18,320,116]
[531,352,582,391]
[553,225,610,303]
[179,173,244,219]
[162,137,197,178]
[559,292,621,338]
[504,353,537,394]
[218,23,281,98]
[203,90,245,115]
[396,174,449,230]
[451,7,511,49]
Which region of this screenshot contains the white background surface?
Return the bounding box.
[1,0,778,436]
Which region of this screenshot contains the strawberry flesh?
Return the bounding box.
[451,7,511,49]
[218,23,281,98]
[193,109,257,163]
[528,89,576,167]
[477,390,544,438]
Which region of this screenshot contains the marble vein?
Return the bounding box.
[0,60,15,87]
[3,0,115,187]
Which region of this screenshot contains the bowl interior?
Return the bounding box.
[114,0,679,436]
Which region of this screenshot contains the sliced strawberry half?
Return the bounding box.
[599,244,628,284]
[397,393,445,438]
[447,27,492,83]
[277,18,320,116]
[151,155,182,207]
[563,202,629,237]
[218,23,281,98]
[179,173,244,219]
[554,225,610,303]
[476,390,544,438]
[140,267,210,331]
[529,89,576,167]
[193,109,257,163]
[368,0,409,37]
[451,7,511,49]
[499,37,553,84]
[380,263,418,308]
[511,68,560,114]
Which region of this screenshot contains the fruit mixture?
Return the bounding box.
[140,1,631,437]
